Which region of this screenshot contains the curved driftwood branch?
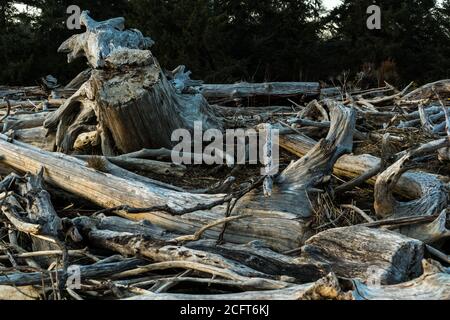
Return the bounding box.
[401,79,450,102]
[374,139,449,219]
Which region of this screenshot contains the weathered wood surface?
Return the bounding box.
[279,133,448,204]
[0,135,306,252]
[197,82,320,99]
[58,11,154,68]
[299,226,424,285]
[74,215,330,284]
[0,259,144,286]
[374,139,449,219]
[0,286,41,300]
[352,260,450,300]
[47,12,223,154]
[1,11,449,301]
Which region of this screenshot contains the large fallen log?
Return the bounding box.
[0,135,298,251]
[299,226,424,285]
[0,101,356,252]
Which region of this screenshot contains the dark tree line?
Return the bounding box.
[0,0,449,86]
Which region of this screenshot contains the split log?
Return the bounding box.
[352,260,450,300]
[299,226,424,285]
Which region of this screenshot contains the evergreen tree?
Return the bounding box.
[323,0,450,85]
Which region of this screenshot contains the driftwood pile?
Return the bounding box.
[0,12,449,300]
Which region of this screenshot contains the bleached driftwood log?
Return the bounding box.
[197,82,320,99]
[0,100,356,252]
[299,226,424,285]
[125,273,351,300]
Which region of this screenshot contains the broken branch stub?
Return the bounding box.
[58,11,154,68]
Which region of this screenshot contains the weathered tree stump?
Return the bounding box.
[45,12,222,155]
